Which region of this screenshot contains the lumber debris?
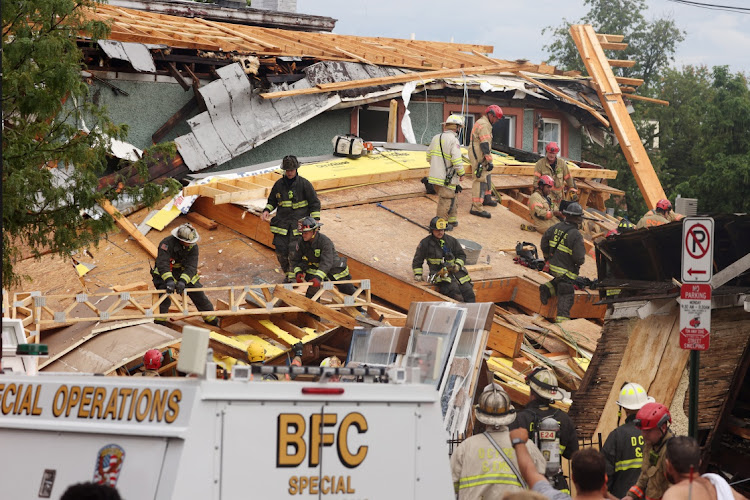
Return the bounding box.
[99,199,158,258]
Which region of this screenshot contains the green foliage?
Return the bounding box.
[2,0,180,289]
[544,0,684,92]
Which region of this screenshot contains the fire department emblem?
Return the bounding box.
[93,444,125,487]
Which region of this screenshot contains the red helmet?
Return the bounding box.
[656,199,672,211]
[485,105,504,119]
[545,142,560,154]
[539,175,554,188]
[634,402,671,430]
[144,349,163,370]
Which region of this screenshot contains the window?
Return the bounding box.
[449,113,475,147]
[450,113,515,149]
[537,118,561,153]
[358,107,389,142]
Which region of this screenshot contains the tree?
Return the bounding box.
[2,0,179,289]
[544,0,684,92]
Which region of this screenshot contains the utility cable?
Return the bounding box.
[666,0,750,14]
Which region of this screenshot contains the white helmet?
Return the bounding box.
[172,223,199,244]
[475,385,516,427]
[526,367,563,401]
[617,382,655,410]
[443,114,465,127]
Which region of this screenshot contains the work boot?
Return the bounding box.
[445,223,454,231]
[520,223,537,232]
[470,209,491,219]
[483,194,498,207]
[540,284,551,305]
[451,221,459,227]
[204,316,220,327]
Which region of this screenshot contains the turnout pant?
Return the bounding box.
[273,232,301,280]
[540,276,575,322]
[470,173,493,212]
[435,185,458,225]
[438,278,476,303]
[152,275,217,322]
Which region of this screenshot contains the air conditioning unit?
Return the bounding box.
[675,197,698,216]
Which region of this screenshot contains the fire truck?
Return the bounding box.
[0,323,454,499]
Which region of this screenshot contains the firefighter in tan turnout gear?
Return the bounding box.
[426,114,466,229]
[636,199,677,229]
[152,223,219,326]
[412,217,475,302]
[451,385,547,499]
[261,155,321,282]
[534,142,577,208]
[468,105,503,218]
[528,174,563,233]
[539,202,586,323]
[289,216,356,299]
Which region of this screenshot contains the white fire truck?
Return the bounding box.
[0,324,454,499]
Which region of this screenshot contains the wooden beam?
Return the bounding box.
[711,253,750,289]
[516,72,610,128]
[597,34,625,43]
[599,42,628,50]
[387,99,398,143]
[186,212,218,230]
[623,94,670,106]
[166,62,190,91]
[614,76,644,87]
[272,285,358,330]
[99,200,158,258]
[152,96,199,144]
[260,62,537,99]
[608,59,635,68]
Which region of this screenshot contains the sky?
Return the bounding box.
[296,0,750,76]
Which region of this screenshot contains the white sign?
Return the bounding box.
[681,217,714,283]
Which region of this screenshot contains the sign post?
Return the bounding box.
[680,217,714,439]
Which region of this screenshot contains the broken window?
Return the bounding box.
[537,118,561,153]
[358,106,389,142]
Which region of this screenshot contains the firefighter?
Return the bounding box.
[246,342,303,381]
[603,382,656,498]
[451,386,547,499]
[468,105,503,218]
[139,349,163,377]
[511,366,579,494]
[636,199,677,229]
[152,223,219,327]
[426,114,466,229]
[625,402,674,500]
[261,155,321,282]
[289,216,357,298]
[540,202,586,323]
[528,174,563,233]
[412,217,475,302]
[606,219,636,238]
[534,142,577,209]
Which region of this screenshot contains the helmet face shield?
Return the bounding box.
[297,216,320,233]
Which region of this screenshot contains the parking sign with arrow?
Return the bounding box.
[682,217,714,283]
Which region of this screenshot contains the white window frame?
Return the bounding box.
[537,118,561,153]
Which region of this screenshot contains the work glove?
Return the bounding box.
[542,261,550,273]
[484,154,493,164]
[164,278,176,294]
[437,268,450,278]
[455,185,463,193]
[451,264,462,273]
[295,273,305,283]
[414,274,423,282]
[486,163,494,172]
[310,277,322,288]
[292,342,304,358]
[175,280,186,294]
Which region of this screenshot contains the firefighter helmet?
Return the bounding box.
[485,104,504,120]
[443,114,465,127]
[281,155,300,171]
[617,382,655,410]
[562,202,584,217]
[298,216,321,233]
[539,175,554,188]
[247,342,265,363]
[144,349,163,370]
[475,386,516,426]
[634,402,671,430]
[172,223,200,244]
[526,367,563,401]
[545,142,560,154]
[618,219,636,233]
[429,216,448,231]
[656,199,672,212]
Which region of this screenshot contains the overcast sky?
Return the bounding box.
[297,0,750,76]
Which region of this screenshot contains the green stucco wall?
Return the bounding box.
[567,124,582,161]
[522,109,535,152]
[405,101,445,146]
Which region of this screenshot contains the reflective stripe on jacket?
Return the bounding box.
[427,130,465,190]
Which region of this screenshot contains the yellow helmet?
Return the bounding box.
[247,342,265,363]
